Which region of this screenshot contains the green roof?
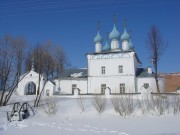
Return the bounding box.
[136,68,154,77]
[176,86,180,90]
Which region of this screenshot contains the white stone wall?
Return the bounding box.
[44,81,55,96]
[87,52,137,77]
[137,77,165,93]
[88,76,136,93]
[17,70,54,96]
[87,51,138,93]
[54,79,87,94]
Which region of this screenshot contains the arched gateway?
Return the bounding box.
[25,81,36,95]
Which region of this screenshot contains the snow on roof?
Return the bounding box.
[59,68,87,78]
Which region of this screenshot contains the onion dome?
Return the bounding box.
[129,31,134,49]
[121,28,130,41]
[94,30,103,43]
[94,20,103,43]
[103,33,110,50]
[109,15,120,40]
[129,39,134,49]
[121,18,130,41]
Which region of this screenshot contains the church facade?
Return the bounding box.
[55,19,165,95]
[16,19,165,96]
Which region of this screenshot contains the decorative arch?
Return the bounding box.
[111,54,121,59]
[73,88,80,97]
[121,53,130,58]
[92,55,100,59]
[104,87,111,95]
[25,81,36,95]
[101,55,110,59]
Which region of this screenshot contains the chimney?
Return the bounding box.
[148,67,152,74]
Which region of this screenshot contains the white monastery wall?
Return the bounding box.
[55,79,87,94]
[137,77,165,93]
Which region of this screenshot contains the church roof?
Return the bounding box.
[136,68,154,77]
[58,68,87,79]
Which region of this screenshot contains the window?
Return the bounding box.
[101,66,106,74]
[144,83,149,89]
[120,83,125,93]
[72,84,77,91]
[101,84,106,94]
[46,89,50,96]
[119,65,123,73]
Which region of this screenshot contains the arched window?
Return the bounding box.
[46,89,50,96]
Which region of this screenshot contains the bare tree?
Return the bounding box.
[146,25,167,93]
[0,35,27,106]
[12,37,27,86]
[31,42,67,107]
[52,45,67,78]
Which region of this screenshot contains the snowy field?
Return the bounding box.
[0,95,180,135]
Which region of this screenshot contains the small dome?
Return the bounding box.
[129,39,134,49]
[94,31,103,43]
[103,41,110,51]
[109,24,120,40]
[121,28,130,41]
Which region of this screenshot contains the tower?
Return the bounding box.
[121,18,130,51]
[94,20,103,53]
[109,15,120,50]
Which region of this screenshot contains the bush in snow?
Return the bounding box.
[77,95,88,112]
[137,94,154,115]
[137,94,171,116]
[171,95,180,115]
[111,95,135,116]
[92,96,106,114]
[151,95,170,116]
[43,96,58,116]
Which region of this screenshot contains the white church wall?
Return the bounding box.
[17,70,54,96]
[44,81,54,96]
[55,79,87,94]
[17,71,39,95]
[137,77,165,93]
[87,52,136,77]
[158,77,165,93]
[88,76,136,93]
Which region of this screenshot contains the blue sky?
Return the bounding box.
[0,0,180,73]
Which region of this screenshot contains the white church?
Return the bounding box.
[16,18,165,96]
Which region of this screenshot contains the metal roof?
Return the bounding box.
[59,68,87,78]
[136,68,154,78]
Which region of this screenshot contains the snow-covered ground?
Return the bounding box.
[0,95,180,135]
